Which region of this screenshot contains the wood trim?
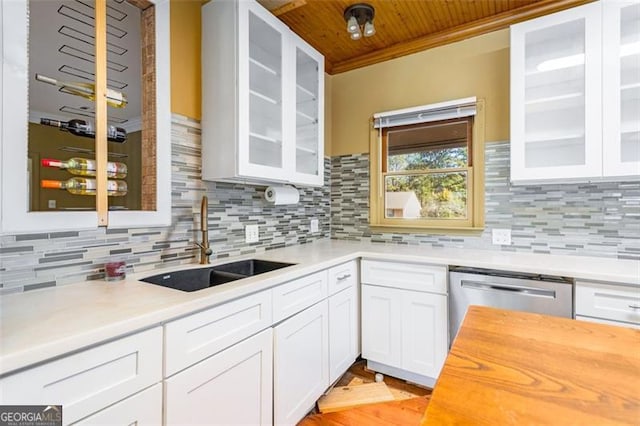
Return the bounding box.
[472,99,485,229]
[330,0,595,74]
[95,0,108,226]
[127,0,154,10]
[141,5,157,211]
[271,0,307,17]
[369,100,486,232]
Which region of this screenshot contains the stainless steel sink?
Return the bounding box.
[140,259,295,292]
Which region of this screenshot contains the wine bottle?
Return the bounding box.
[40,118,127,143]
[35,73,128,108]
[41,157,127,179]
[41,177,128,196]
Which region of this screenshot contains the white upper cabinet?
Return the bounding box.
[201,0,324,187]
[292,38,324,186]
[511,2,602,183]
[510,1,640,184]
[603,0,640,177]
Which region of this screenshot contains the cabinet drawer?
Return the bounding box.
[361,260,447,294]
[273,270,328,323]
[575,281,640,326]
[575,315,640,330]
[165,289,272,377]
[328,261,358,296]
[0,327,162,425]
[73,384,162,425]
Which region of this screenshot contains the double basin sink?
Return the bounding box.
[141,259,295,292]
[140,259,294,291]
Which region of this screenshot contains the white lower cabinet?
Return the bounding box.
[361,284,402,368]
[328,284,359,384]
[74,384,162,425]
[164,328,273,426]
[401,291,448,378]
[360,259,448,388]
[575,280,640,328]
[273,299,329,425]
[362,284,447,386]
[0,327,163,426]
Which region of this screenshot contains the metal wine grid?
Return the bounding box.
[28,0,143,132]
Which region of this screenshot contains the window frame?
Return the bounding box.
[369,99,485,233]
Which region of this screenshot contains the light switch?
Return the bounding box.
[310,219,319,233]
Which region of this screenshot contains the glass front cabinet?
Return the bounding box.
[0,0,171,233]
[201,0,324,187]
[510,0,640,183]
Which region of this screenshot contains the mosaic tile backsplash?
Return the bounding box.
[331,142,640,260]
[0,115,331,294]
[2,123,638,294]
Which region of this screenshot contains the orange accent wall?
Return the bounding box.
[170,0,202,120]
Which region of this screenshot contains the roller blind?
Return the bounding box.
[373,96,477,129]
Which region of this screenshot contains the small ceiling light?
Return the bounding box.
[346,16,359,34]
[344,3,375,40]
[363,20,375,37]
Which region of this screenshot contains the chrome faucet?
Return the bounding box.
[196,195,213,264]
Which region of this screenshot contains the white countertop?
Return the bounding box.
[1,239,638,376]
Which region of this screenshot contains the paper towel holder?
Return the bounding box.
[264,185,300,205]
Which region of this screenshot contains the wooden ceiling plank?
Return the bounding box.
[429,0,452,33]
[330,0,594,74]
[271,0,307,17]
[458,1,472,25]
[417,1,441,34]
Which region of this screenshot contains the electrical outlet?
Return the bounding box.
[492,228,512,245]
[245,224,259,243]
[310,218,319,233]
[48,200,56,209]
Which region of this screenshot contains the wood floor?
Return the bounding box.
[298,361,432,426]
[298,396,431,426]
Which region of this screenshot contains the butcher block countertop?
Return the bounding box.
[423,306,640,425]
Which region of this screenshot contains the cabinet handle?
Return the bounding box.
[337,274,351,281]
[460,280,556,298]
[629,304,640,310]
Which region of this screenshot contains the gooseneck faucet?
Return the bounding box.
[196,195,213,264]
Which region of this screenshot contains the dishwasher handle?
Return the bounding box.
[460,280,557,299]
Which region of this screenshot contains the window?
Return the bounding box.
[370,98,485,231]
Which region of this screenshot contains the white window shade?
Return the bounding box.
[373,97,477,129]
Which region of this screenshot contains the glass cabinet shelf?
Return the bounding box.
[525,132,584,144]
[296,84,316,101]
[249,131,281,144]
[249,57,277,76]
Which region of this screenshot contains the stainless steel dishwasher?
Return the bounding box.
[449,266,573,345]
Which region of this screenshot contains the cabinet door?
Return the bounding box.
[0,327,162,425]
[73,384,162,426]
[401,291,448,379]
[361,285,402,369]
[603,0,640,178]
[164,328,273,426]
[274,299,329,425]
[510,2,602,182]
[291,35,324,186]
[329,285,358,384]
[237,0,289,182]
